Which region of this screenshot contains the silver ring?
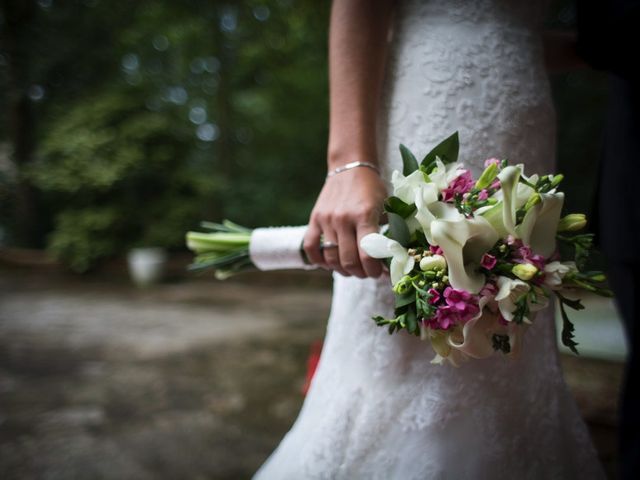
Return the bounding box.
[320,241,338,250]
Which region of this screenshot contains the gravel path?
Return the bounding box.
[0,269,623,479]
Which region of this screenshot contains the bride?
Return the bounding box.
[254,0,605,478]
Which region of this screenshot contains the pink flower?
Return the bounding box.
[490,179,501,190]
[484,158,501,168]
[517,245,532,259]
[478,189,489,201]
[442,287,480,323]
[528,254,546,270]
[506,235,522,247]
[433,306,459,330]
[515,245,546,270]
[480,282,498,297]
[429,245,443,255]
[428,288,441,305]
[480,253,497,270]
[442,170,475,202]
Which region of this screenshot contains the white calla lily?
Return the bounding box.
[430,215,499,294]
[543,261,577,289]
[447,302,530,361]
[495,276,530,322]
[414,184,462,244]
[495,165,521,237]
[359,233,414,285]
[482,165,563,258]
[391,169,428,204]
[527,192,564,257]
[428,158,465,190]
[484,165,535,237]
[447,296,496,359]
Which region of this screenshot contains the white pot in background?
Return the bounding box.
[127,247,167,287]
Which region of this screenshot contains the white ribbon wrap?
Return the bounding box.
[249,225,317,271]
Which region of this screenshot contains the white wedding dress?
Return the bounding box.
[253,0,606,478]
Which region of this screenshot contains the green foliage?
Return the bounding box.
[399,144,419,175]
[0,0,329,270]
[29,87,215,270]
[47,207,124,273]
[383,196,416,219]
[556,292,585,355]
[421,131,459,169]
[387,212,410,247]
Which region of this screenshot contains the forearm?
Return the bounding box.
[543,30,587,73]
[327,0,396,169]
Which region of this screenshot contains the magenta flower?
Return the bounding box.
[517,245,532,259]
[428,288,441,305]
[442,287,480,323]
[478,189,489,201]
[515,245,546,270]
[480,253,497,270]
[442,170,475,202]
[528,254,545,270]
[433,306,460,330]
[429,245,444,255]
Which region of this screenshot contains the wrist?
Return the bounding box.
[327,147,379,171]
[326,161,381,179]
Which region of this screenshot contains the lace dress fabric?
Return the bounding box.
[253,0,605,478]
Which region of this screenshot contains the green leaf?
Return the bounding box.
[395,290,415,308]
[557,293,584,311]
[387,212,410,247]
[372,315,391,326]
[405,306,418,335]
[558,297,580,355]
[399,144,419,175]
[384,196,417,218]
[421,131,459,168]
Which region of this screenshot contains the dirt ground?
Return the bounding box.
[0,267,623,479]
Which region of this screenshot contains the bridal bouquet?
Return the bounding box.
[357,132,610,365]
[186,132,611,365]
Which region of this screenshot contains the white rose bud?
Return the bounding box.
[420,254,447,272]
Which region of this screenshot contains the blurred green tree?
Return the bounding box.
[0,0,608,272]
[0,0,329,271]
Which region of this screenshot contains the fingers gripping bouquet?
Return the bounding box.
[358,132,611,365]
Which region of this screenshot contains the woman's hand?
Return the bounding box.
[305,0,395,278]
[303,165,387,278]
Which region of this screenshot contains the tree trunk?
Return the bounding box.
[1,0,39,247]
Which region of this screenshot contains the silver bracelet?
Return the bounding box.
[326,161,380,179]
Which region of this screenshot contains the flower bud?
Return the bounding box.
[512,263,538,281]
[550,174,564,188]
[475,163,499,190]
[557,213,587,232]
[524,193,541,211]
[393,275,413,295]
[422,271,436,280]
[420,254,447,272]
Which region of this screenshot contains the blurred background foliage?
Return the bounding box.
[0,0,606,272]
